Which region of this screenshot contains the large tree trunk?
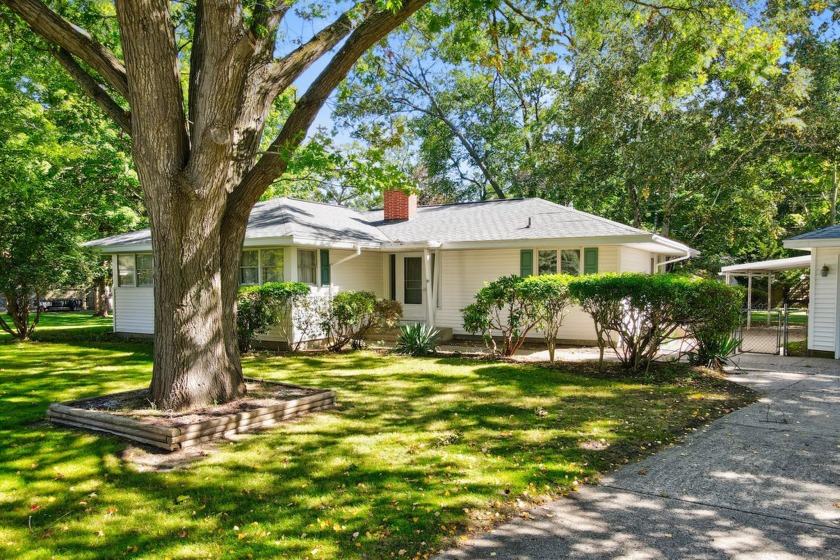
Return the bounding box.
[145,182,247,410]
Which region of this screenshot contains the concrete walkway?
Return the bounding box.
[436,354,840,559]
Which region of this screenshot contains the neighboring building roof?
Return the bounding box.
[784,224,840,249]
[720,255,811,274]
[86,196,695,256]
[788,224,840,241]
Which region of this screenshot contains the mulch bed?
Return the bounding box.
[47,378,335,451]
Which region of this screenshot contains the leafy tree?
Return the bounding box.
[0,36,141,339]
[2,0,431,410]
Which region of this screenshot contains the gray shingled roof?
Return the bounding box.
[365,198,647,243]
[85,198,388,248]
[86,197,675,250]
[788,224,840,241]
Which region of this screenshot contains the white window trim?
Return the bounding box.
[531,246,586,276]
[296,248,319,287]
[116,253,154,288]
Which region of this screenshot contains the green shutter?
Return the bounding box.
[520,249,534,277]
[583,248,599,275]
[320,249,331,285]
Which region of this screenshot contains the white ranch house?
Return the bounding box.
[86,191,696,347]
[785,225,840,358]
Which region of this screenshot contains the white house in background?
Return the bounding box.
[86,191,696,346]
[785,225,840,358]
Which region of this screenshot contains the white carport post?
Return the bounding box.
[767,274,772,327]
[747,271,753,329]
[423,248,435,328]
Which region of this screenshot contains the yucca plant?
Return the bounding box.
[394,322,440,356]
[689,330,742,371]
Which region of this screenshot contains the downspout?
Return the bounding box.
[332,245,362,267]
[654,252,691,271]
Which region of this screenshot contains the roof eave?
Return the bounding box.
[784,238,837,249]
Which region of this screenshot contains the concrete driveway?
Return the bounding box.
[436,354,840,559]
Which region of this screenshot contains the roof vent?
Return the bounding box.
[384,190,417,221]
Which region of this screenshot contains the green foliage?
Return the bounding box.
[0,35,141,340]
[521,275,574,362]
[462,274,564,356]
[236,282,310,352]
[322,291,403,351]
[569,273,744,372]
[684,281,745,369]
[394,322,440,356]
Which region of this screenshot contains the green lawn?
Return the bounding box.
[0,313,755,559]
[748,309,808,326]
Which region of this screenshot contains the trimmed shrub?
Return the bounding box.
[521,274,574,362]
[684,280,744,369]
[322,291,403,351]
[236,282,310,352]
[569,273,744,372]
[462,275,552,356]
[394,322,440,356]
[568,273,696,371]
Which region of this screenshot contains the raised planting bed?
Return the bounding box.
[47,378,336,451]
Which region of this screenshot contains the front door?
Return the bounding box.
[397,253,426,323]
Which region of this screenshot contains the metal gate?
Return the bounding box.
[738,305,808,356]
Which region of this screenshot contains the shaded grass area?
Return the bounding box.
[0,314,756,559]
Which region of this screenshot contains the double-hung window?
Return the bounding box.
[538,250,557,275]
[117,254,154,287]
[240,250,259,285]
[561,249,581,275]
[297,249,318,285]
[261,249,284,283]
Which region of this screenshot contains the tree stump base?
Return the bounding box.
[47,378,336,451]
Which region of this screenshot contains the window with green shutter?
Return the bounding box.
[520,249,534,277]
[320,249,330,285]
[583,248,599,274]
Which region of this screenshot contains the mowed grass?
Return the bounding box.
[0,313,756,559]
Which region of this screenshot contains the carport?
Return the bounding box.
[720,255,810,328]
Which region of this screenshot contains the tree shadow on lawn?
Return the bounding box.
[0,344,756,559]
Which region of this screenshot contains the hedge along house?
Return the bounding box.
[85,191,697,347]
[785,225,840,358]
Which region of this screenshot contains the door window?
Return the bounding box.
[404,257,422,304]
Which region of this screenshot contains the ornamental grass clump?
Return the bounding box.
[394,322,441,356]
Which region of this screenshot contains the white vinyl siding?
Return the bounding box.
[619,247,656,273]
[111,256,154,335]
[810,247,839,352]
[435,246,621,341]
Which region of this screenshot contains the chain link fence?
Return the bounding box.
[737,306,808,356]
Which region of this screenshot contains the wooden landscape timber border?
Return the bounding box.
[47,379,336,451]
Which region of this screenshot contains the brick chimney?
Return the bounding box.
[383,190,417,221]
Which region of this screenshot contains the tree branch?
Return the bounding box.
[229,0,429,215]
[114,0,189,178]
[3,0,129,98]
[264,3,374,96]
[52,48,131,135]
